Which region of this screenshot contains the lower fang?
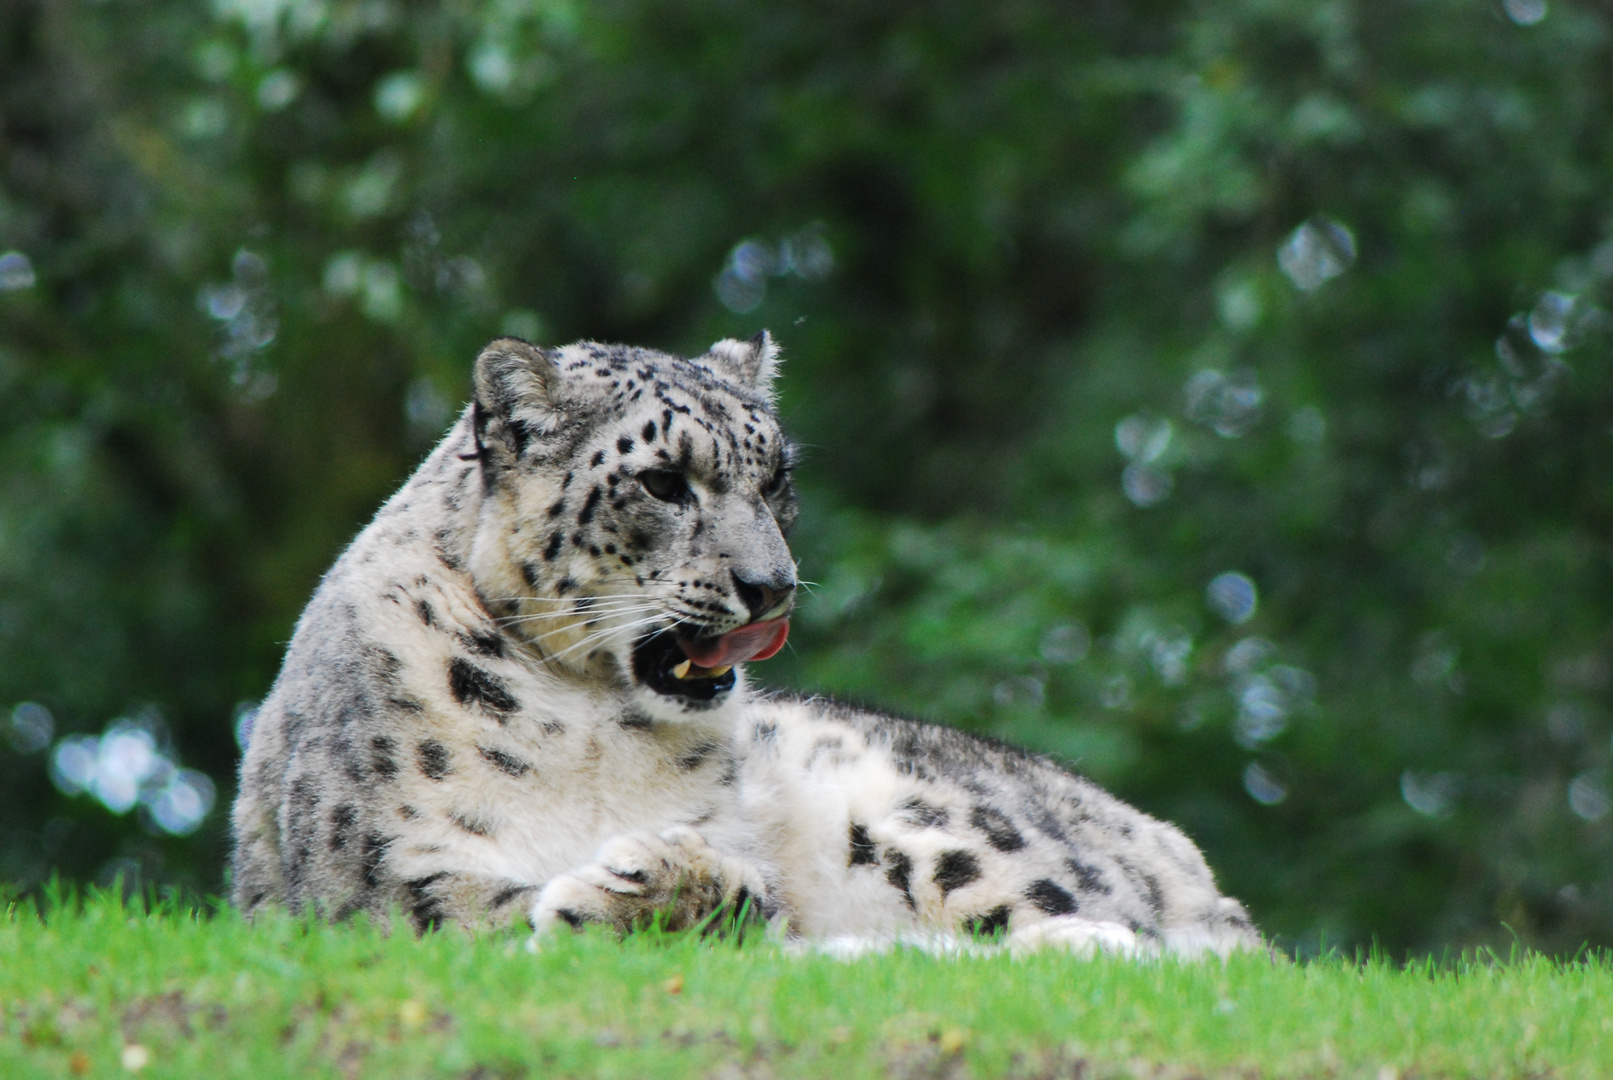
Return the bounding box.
[672,660,692,679]
[706,665,732,678]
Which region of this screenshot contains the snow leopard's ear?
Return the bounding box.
[701,330,781,401]
[473,337,562,458]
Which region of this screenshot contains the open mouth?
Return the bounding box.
[630,618,790,702]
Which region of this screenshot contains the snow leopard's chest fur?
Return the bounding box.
[231,335,1260,956]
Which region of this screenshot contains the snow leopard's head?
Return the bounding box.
[466,334,798,718]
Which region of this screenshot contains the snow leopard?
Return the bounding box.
[230,333,1261,956]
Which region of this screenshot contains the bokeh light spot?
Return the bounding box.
[1039,622,1091,664]
[1401,770,1459,819]
[1504,0,1547,26]
[375,71,425,122]
[1115,414,1173,462]
[6,701,54,754]
[1206,572,1259,624]
[1121,462,1174,507]
[1184,369,1263,438]
[0,251,37,291]
[1278,216,1356,291]
[1243,762,1288,805]
[47,714,217,835]
[1568,773,1609,822]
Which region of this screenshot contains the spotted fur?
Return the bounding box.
[230,334,1261,955]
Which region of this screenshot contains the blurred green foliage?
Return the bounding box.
[2,0,1612,956]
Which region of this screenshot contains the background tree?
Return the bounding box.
[2,0,1611,956]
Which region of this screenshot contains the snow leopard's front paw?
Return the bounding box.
[530,827,770,939]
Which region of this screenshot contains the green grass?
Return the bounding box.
[1,895,1609,1079]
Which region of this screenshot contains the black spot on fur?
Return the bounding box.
[555,908,585,930]
[970,805,1026,852]
[434,529,464,572]
[618,711,653,731]
[330,804,357,851]
[478,745,531,777]
[341,742,366,784]
[1026,878,1078,916]
[406,871,447,932]
[677,741,718,771]
[616,435,634,454]
[543,532,563,561]
[288,774,320,819]
[521,562,542,590]
[460,629,505,657]
[1066,857,1112,895]
[417,739,451,780]
[1126,864,1165,918]
[642,420,657,442]
[361,834,388,889]
[490,884,537,910]
[884,851,916,910]
[1030,809,1067,842]
[900,798,949,829]
[451,812,490,837]
[848,823,879,866]
[934,850,981,897]
[415,600,435,627]
[448,657,519,717]
[546,499,566,519]
[577,486,602,525]
[590,450,605,467]
[964,905,1011,939]
[371,736,398,779]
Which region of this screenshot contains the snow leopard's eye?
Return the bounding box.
[763,466,789,499]
[638,469,689,503]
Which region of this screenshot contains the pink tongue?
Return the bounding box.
[678,618,790,669]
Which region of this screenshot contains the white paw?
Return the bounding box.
[528,873,613,936]
[1007,915,1143,957]
[528,828,767,939]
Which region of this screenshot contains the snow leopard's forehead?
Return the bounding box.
[544,340,790,480]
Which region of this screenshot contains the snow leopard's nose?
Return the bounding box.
[732,573,795,621]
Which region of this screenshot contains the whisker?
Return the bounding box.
[500,609,658,625]
[492,599,656,615]
[494,601,660,624]
[541,612,690,664]
[482,592,658,604]
[533,609,676,641]
[532,611,669,647]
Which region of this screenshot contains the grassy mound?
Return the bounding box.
[2,894,1608,1078]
